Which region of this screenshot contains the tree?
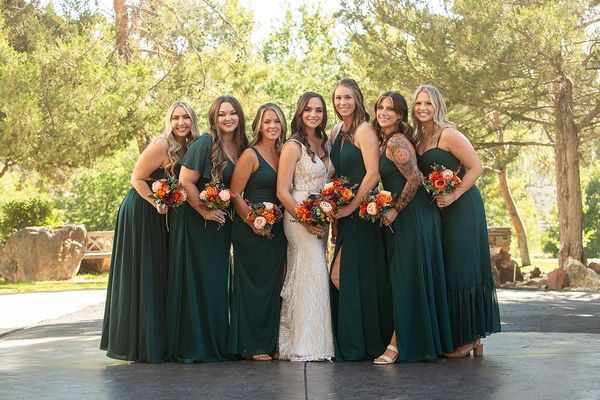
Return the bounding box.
[339,0,600,268]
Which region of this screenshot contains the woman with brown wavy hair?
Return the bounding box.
[166,95,248,363]
[328,78,393,361]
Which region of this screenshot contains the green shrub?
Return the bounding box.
[0,199,54,242]
[583,171,600,258]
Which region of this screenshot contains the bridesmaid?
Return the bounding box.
[329,78,393,361]
[413,85,501,357]
[100,100,199,363]
[372,91,453,363]
[166,95,248,363]
[276,92,335,362]
[228,103,287,361]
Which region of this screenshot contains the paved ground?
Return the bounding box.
[0,289,599,400]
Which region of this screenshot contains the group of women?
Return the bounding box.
[100,78,501,365]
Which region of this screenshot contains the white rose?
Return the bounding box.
[263,201,274,211]
[151,181,162,192]
[180,190,188,201]
[218,190,231,201]
[366,201,378,216]
[199,190,208,200]
[253,216,267,230]
[323,182,334,190]
[319,201,333,213]
[380,190,392,197]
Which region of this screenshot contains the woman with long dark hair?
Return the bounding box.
[373,91,453,363]
[166,95,249,363]
[276,92,335,361]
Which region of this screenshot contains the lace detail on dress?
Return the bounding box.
[279,140,335,361]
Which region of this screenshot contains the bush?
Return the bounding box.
[0,199,55,242]
[58,146,136,231]
[584,171,600,257]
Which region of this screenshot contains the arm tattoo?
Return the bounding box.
[387,135,423,213]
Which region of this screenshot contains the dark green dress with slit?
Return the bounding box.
[100,168,169,363]
[418,147,501,347]
[329,133,393,361]
[380,150,453,361]
[228,147,287,357]
[166,134,234,363]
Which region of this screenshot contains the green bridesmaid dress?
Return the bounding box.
[329,133,393,361]
[380,150,454,361]
[100,168,169,363]
[166,134,234,363]
[228,147,287,357]
[418,145,501,347]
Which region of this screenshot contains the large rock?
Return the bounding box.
[547,268,569,290]
[588,261,600,275]
[80,258,111,274]
[491,247,522,283]
[564,257,600,289]
[0,225,86,282]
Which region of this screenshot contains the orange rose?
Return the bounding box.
[264,212,276,224]
[434,179,446,189]
[358,203,368,217]
[341,188,353,201]
[376,192,393,205]
[206,187,219,197]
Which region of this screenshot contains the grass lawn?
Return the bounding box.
[0,274,108,294]
[514,258,558,274]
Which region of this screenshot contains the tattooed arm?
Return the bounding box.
[382,134,423,225]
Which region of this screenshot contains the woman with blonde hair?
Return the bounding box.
[101,100,199,363]
[414,85,501,358]
[329,78,393,361]
[166,95,248,363]
[227,103,288,361]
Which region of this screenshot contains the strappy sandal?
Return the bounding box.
[373,344,399,365]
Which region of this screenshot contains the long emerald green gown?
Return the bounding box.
[329,133,393,361]
[228,147,286,357]
[166,134,234,363]
[418,147,501,347]
[100,168,169,363]
[380,150,453,361]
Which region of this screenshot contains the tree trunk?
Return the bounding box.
[553,77,585,268]
[114,0,130,62]
[496,168,531,265]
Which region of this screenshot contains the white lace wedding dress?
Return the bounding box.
[278,140,335,361]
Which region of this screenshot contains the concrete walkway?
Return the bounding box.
[0,289,598,399]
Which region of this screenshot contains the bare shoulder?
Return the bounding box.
[441,127,473,151]
[387,134,416,162]
[281,139,302,157]
[355,121,378,142]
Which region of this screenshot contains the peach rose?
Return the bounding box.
[199,190,208,200]
[218,190,231,201]
[253,216,267,230]
[263,201,274,211]
[442,169,454,182]
[151,181,163,192]
[366,201,378,216]
[319,201,333,213]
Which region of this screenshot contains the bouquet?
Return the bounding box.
[295,193,335,226]
[319,176,358,211]
[422,163,462,199]
[246,201,283,238]
[150,177,187,207]
[198,180,234,225]
[358,188,396,232]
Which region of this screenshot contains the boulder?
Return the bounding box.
[491,247,522,283]
[80,258,111,274]
[588,261,600,275]
[530,267,542,279]
[564,257,600,289]
[547,268,570,290]
[0,225,86,282]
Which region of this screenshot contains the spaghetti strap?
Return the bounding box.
[436,128,447,147]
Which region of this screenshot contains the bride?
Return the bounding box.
[276,92,335,361]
